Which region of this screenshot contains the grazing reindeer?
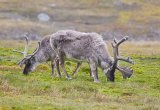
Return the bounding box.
[50,30,134,82]
[14,34,83,78]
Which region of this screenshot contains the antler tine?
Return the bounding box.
[112,36,128,46]
[13,35,29,58]
[116,66,133,79]
[114,36,129,56]
[116,36,128,47]
[117,56,134,64]
[112,37,117,48]
[13,50,24,54]
[23,36,29,58]
[113,37,118,44]
[112,36,128,56]
[28,41,41,57]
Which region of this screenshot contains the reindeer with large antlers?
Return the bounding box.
[50,30,134,82]
[14,34,84,78]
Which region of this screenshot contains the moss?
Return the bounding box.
[1,41,160,109]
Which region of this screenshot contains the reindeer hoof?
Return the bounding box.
[67,77,72,80]
[94,80,100,83]
[90,75,94,78]
[58,75,62,78]
[51,74,56,77]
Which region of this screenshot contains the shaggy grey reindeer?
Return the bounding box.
[14,34,83,77]
[50,30,134,82]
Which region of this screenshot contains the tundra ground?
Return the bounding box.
[0,40,160,110]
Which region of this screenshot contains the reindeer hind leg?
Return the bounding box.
[72,62,82,76]
[59,56,72,80]
[55,59,62,78]
[51,61,56,76]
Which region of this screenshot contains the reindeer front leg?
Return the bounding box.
[88,63,94,78]
[88,59,99,83]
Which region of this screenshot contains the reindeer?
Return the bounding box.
[14,34,83,78]
[50,30,134,82]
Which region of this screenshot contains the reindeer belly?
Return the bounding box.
[65,51,86,62]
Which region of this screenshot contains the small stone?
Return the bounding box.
[48,4,56,8]
[37,13,50,22]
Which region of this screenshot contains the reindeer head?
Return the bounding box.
[106,36,134,81]
[13,34,40,75]
[18,55,37,74]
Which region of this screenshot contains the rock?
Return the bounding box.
[37,13,50,22]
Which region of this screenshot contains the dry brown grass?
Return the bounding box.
[1,40,160,56]
[120,41,160,56]
[107,41,160,57]
[1,0,160,40]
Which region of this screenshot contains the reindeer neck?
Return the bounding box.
[96,45,113,69]
[34,50,50,63]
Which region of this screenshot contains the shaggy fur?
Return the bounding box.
[20,35,83,78]
[50,30,113,82]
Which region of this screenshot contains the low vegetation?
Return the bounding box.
[0,0,160,109]
[0,0,160,40]
[0,40,160,109]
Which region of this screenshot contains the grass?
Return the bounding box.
[0,1,160,109]
[0,40,160,109]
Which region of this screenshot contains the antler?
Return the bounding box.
[13,33,29,58]
[28,41,41,57]
[13,33,41,68]
[117,66,133,79]
[111,36,134,79]
[17,42,41,68]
